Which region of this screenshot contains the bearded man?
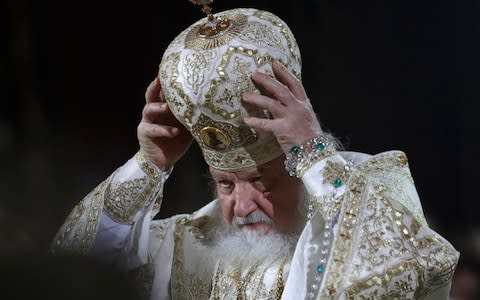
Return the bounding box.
[51,6,459,300]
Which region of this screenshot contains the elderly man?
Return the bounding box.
[51,6,459,300]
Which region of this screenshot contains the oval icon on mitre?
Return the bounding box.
[199,127,231,151]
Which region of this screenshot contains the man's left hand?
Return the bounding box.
[242,60,324,154]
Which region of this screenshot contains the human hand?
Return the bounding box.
[242,61,324,154]
[137,77,193,170]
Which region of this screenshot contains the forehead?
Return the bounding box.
[209,156,283,179]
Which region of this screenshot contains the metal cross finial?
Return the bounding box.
[190,0,215,21]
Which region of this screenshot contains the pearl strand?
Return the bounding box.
[306,160,352,299]
[307,191,337,299]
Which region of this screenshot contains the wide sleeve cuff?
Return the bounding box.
[50,151,171,256]
[300,151,351,221]
[103,151,172,224]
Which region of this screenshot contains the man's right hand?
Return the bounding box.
[137,77,193,171]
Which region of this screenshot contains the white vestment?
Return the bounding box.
[51,150,459,299]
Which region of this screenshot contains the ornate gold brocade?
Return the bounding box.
[317,151,458,298]
[323,160,350,186]
[172,216,213,300]
[297,148,337,179]
[159,8,301,171]
[104,177,148,223]
[253,10,302,69]
[50,178,108,255]
[184,51,216,96]
[103,151,162,224]
[202,45,288,121]
[160,52,195,126]
[185,12,248,50]
[210,258,287,300]
[202,134,283,171]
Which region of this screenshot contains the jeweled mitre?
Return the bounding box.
[159,8,302,171]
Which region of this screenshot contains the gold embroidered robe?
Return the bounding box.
[51,150,459,299]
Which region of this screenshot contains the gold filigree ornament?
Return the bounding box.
[185,13,247,50]
[159,6,302,171]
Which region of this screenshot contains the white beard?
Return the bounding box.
[212,227,299,265]
[197,191,310,267]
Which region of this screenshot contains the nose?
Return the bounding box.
[232,182,260,218]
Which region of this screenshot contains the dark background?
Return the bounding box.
[1,0,479,259]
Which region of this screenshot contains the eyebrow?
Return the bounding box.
[210,169,263,181]
[209,170,230,180]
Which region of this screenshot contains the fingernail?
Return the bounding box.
[273,60,283,69]
[251,71,261,79]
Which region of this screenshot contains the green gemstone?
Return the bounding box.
[316,143,326,151]
[290,146,300,156]
[333,178,342,188]
[317,264,325,273]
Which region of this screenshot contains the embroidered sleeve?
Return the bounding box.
[50,177,110,255]
[301,151,351,221]
[103,151,170,224]
[50,151,172,255]
[319,151,459,299]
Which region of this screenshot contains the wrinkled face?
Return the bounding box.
[210,155,305,235]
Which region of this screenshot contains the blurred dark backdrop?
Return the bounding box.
[1,0,478,257]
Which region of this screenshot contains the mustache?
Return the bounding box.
[232,211,273,228]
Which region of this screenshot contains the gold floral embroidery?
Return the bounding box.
[50,178,108,255]
[210,257,288,300]
[346,261,422,299]
[203,45,283,121]
[103,152,162,224]
[171,216,213,300]
[158,8,301,172]
[160,52,195,126]
[136,150,160,181]
[355,152,426,226]
[253,10,302,70]
[319,151,458,298]
[322,160,352,187]
[104,177,149,224]
[320,171,366,298]
[296,148,337,178]
[312,193,343,222]
[239,21,286,52]
[184,51,216,96]
[201,133,283,171]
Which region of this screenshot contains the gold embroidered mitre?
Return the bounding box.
[158,8,302,171]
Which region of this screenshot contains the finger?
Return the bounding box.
[142,102,169,122]
[138,122,179,138]
[251,71,293,105]
[145,77,162,103]
[243,116,278,132]
[272,60,307,101]
[242,93,284,117]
